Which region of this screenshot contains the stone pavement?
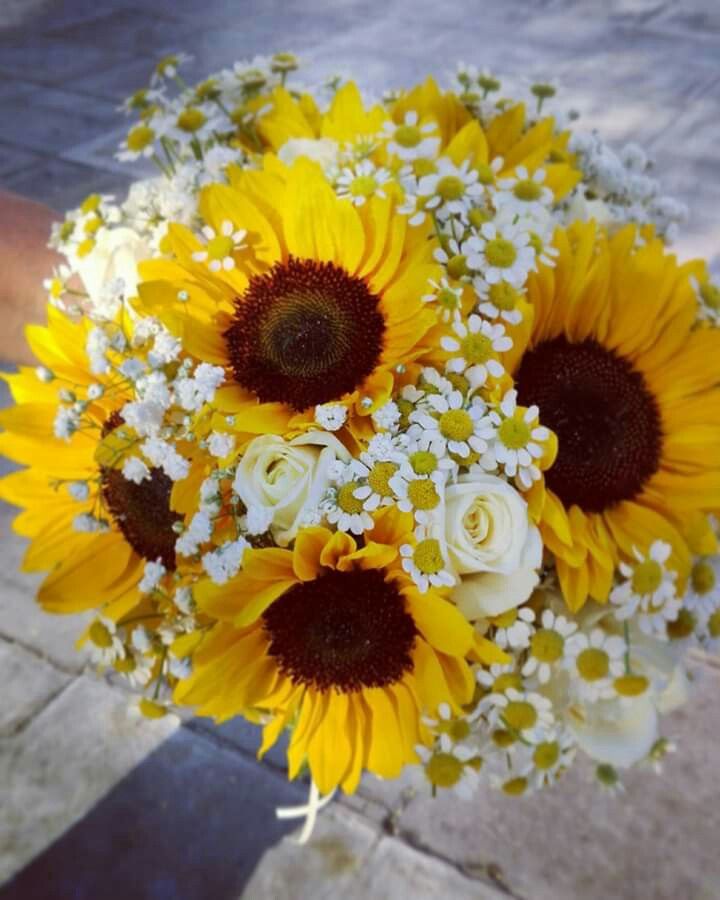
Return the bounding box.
[1,1,719,898]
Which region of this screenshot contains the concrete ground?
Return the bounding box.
[1,1,719,898]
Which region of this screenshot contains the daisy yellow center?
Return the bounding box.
[177,108,206,132]
[530,628,564,663]
[503,700,537,731]
[407,478,440,510]
[436,175,465,201]
[632,559,663,595]
[83,216,101,235]
[515,336,662,513]
[337,481,365,514]
[667,608,695,640]
[446,254,468,280]
[460,332,492,365]
[425,752,463,788]
[492,729,516,748]
[528,232,544,254]
[484,238,517,269]
[533,741,560,770]
[394,124,422,148]
[439,408,473,442]
[81,194,101,214]
[492,672,522,693]
[207,234,234,261]
[691,560,716,594]
[614,674,649,697]
[503,776,528,796]
[513,179,542,202]
[498,416,531,450]
[437,288,460,311]
[127,124,155,152]
[409,451,438,475]
[89,621,113,648]
[263,568,417,691]
[114,656,136,674]
[413,538,444,574]
[708,610,720,638]
[224,258,386,411]
[488,282,519,311]
[439,718,471,742]
[476,164,495,186]
[576,647,609,681]
[350,174,377,198]
[699,282,720,311]
[367,462,397,498]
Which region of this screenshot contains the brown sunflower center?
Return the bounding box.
[224,257,386,411]
[100,414,181,569]
[262,568,417,692]
[514,336,662,513]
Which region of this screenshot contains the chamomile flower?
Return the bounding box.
[115,650,154,688]
[87,616,125,666]
[565,628,626,702]
[611,541,680,638]
[683,556,720,619]
[492,605,536,650]
[412,157,484,222]
[522,609,578,684]
[336,159,391,206]
[476,662,524,695]
[409,391,494,459]
[479,390,550,489]
[389,465,446,526]
[400,531,455,592]
[43,264,75,306]
[117,123,157,162]
[384,110,440,161]
[526,730,577,789]
[697,603,720,654]
[474,279,524,326]
[481,687,554,742]
[415,741,480,799]
[352,457,400,511]
[323,467,374,534]
[191,220,247,271]
[466,220,536,287]
[493,166,554,218]
[441,315,511,388]
[422,277,464,323]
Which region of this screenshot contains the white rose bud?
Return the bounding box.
[233,432,350,546]
[439,473,542,619]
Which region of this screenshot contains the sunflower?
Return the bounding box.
[0,307,178,621]
[174,507,505,795]
[507,221,720,610]
[254,78,580,199]
[135,157,441,437]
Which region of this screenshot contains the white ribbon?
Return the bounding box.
[276,781,336,844]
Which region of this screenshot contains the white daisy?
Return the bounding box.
[478,389,550,489]
[388,465,446,526]
[422,277,464,323]
[474,279,524,325]
[336,159,391,206]
[384,110,440,161]
[611,541,680,638]
[465,220,536,287]
[88,616,125,666]
[493,166,554,218]
[352,457,400,512]
[522,609,578,684]
[684,556,720,618]
[565,627,626,702]
[191,219,247,271]
[525,729,577,789]
[410,157,484,223]
[441,315,511,388]
[415,741,480,799]
[322,466,374,534]
[480,687,554,742]
[492,605,536,650]
[400,530,455,593]
[408,390,494,459]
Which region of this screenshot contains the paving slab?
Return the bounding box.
[0,674,178,885]
[242,803,509,900]
[386,663,720,900]
[0,640,70,736]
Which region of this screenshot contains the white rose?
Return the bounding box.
[75,226,150,309]
[278,138,339,169]
[233,432,350,546]
[440,473,542,619]
[568,696,658,769]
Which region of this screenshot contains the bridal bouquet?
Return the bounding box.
[2,52,719,811]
